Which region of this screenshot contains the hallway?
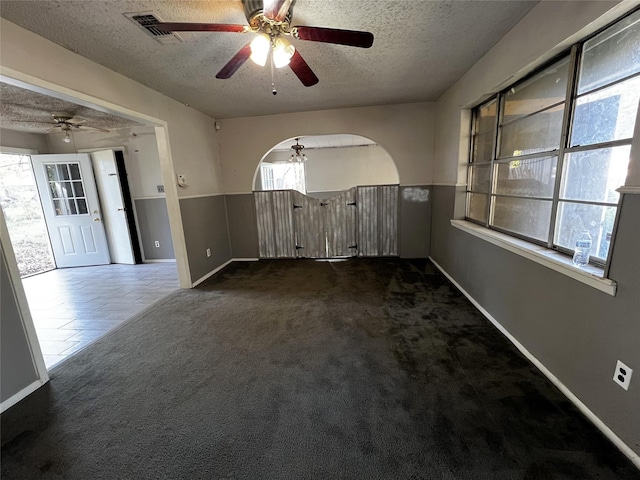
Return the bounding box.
[22,263,178,369]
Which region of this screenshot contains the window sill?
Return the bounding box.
[450,220,617,296]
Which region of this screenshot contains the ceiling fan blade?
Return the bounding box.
[216,44,252,79]
[46,126,61,133]
[76,125,110,133]
[263,0,294,23]
[154,22,247,33]
[289,50,319,87]
[292,26,374,48]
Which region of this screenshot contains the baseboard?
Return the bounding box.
[191,258,259,287]
[428,256,640,469]
[143,259,176,263]
[0,378,47,414]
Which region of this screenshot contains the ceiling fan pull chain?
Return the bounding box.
[271,55,278,95]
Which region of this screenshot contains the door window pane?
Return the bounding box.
[72,181,84,197]
[57,164,70,180]
[469,165,491,193]
[46,164,58,181]
[467,193,488,223]
[491,197,552,241]
[495,156,557,198]
[560,146,631,203]
[44,162,88,216]
[503,57,569,123]
[69,163,81,180]
[555,201,617,261]
[500,107,564,158]
[571,76,640,147]
[578,9,640,95]
[76,198,88,214]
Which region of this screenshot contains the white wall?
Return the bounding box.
[0,128,49,153]
[218,102,434,193]
[46,126,163,199]
[433,0,633,185]
[261,144,398,193]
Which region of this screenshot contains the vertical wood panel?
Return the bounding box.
[257,186,397,259]
[357,186,379,256]
[254,192,276,258]
[380,185,398,256]
[293,191,324,258]
[325,188,357,257]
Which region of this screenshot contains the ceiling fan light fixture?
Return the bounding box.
[272,37,295,68]
[289,138,307,162]
[250,34,270,66]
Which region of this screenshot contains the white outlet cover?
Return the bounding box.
[613,360,633,390]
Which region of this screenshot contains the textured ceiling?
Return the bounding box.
[0,0,538,120]
[0,83,144,133]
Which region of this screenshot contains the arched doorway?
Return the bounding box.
[252,134,400,259]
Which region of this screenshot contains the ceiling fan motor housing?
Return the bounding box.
[243,0,294,27]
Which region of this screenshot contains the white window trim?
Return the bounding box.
[451,219,617,296]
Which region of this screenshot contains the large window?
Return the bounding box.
[466,9,640,265]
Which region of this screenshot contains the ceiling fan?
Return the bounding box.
[154,0,374,90]
[43,112,109,142]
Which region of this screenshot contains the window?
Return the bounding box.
[466,9,640,265]
[260,162,306,194]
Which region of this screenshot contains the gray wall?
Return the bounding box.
[180,195,232,283]
[399,186,431,258]
[134,198,175,260]
[226,188,431,260]
[430,185,640,455]
[1,246,38,404]
[225,194,259,258]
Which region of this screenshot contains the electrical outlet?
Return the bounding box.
[613,360,633,390]
[206,248,211,257]
[157,185,165,193]
[154,241,160,248]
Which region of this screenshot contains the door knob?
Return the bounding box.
[117,208,125,211]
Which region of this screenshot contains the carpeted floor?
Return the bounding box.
[2,258,638,479]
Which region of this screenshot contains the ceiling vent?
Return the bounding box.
[124,12,184,44]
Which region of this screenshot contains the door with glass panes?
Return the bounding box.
[31,154,110,268]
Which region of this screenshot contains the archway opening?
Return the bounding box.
[253,134,399,198]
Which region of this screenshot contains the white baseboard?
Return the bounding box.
[143,259,177,263]
[0,378,48,414]
[429,256,640,469]
[191,258,259,287]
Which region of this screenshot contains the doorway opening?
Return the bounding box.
[0,152,55,277]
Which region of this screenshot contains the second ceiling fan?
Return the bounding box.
[154,0,374,88]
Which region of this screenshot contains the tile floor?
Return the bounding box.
[22,263,179,369]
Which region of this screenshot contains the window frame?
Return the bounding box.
[465,9,640,269]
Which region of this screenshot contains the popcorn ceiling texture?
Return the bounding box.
[0,0,538,119]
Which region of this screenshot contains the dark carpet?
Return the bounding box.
[2,259,638,479]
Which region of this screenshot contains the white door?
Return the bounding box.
[91,150,135,264]
[31,154,110,268]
